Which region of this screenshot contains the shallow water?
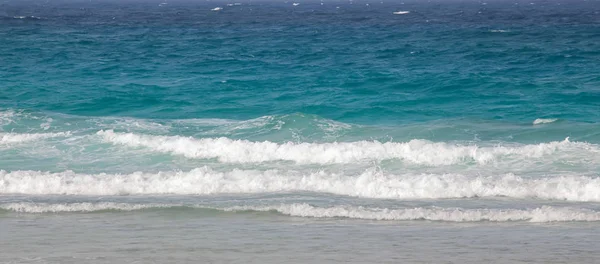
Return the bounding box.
[2,207,600,263]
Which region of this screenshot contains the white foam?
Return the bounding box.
[533,118,558,125]
[490,29,510,33]
[39,118,53,130]
[0,202,166,213]
[97,130,597,165]
[211,7,223,11]
[0,132,71,144]
[225,204,600,222]
[2,168,600,201]
[5,202,600,223]
[393,11,410,15]
[0,110,16,126]
[5,202,599,222]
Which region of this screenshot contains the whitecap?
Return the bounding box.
[533,118,558,125]
[12,15,40,19]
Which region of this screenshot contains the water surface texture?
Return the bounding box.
[1,0,600,263]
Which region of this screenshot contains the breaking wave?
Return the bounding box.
[533,118,558,125]
[97,130,596,165]
[2,168,600,201]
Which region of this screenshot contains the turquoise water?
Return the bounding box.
[2,0,600,263]
[2,0,599,125]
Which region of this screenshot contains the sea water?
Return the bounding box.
[1,0,600,263]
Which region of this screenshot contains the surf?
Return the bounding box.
[2,168,600,201]
[4,202,600,223]
[98,130,595,165]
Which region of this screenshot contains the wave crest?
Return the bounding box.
[97,130,592,165]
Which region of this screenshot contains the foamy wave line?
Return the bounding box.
[97,130,595,165]
[533,118,558,125]
[2,168,600,201]
[4,202,600,222]
[0,132,71,144]
[227,204,600,222]
[0,202,166,213]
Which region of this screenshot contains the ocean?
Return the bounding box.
[1,0,600,263]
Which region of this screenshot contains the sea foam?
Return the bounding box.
[0,110,16,125]
[4,202,600,222]
[0,132,71,144]
[225,203,600,222]
[2,168,600,201]
[97,130,595,165]
[0,202,165,213]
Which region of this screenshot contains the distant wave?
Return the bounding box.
[2,168,600,201]
[194,113,353,137]
[1,110,354,139]
[12,15,41,20]
[533,118,558,125]
[3,202,600,222]
[98,130,592,165]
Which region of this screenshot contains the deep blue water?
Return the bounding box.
[2,0,599,125]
